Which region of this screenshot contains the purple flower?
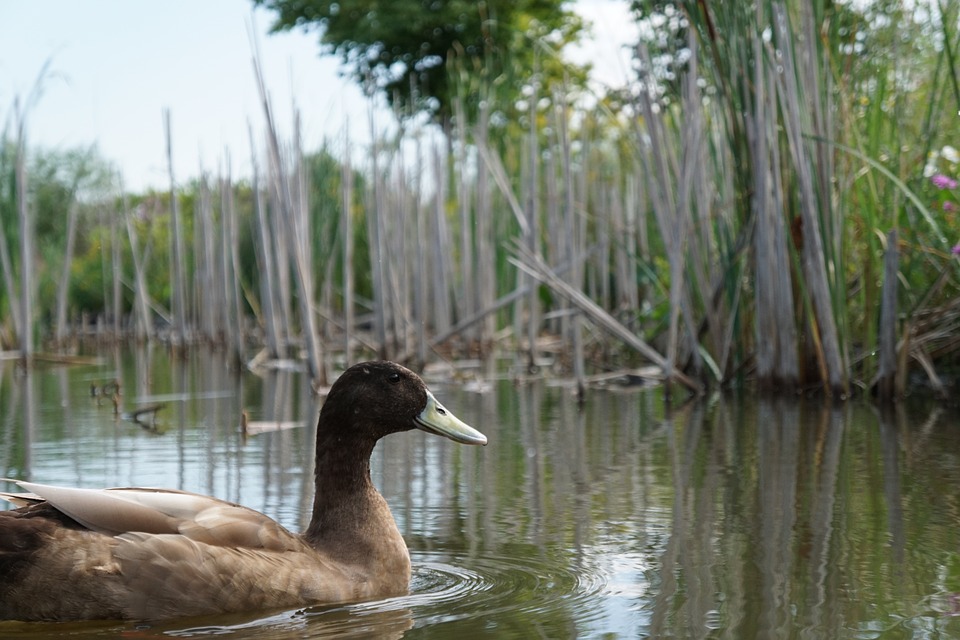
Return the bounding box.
[932,174,959,189]
[953,244,960,255]
[945,201,958,212]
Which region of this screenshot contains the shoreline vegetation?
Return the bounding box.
[2,2,960,403]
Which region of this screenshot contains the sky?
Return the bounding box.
[0,0,637,193]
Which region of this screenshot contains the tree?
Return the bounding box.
[30,145,115,343]
[253,0,585,129]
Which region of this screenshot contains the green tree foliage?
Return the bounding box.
[252,0,586,129]
[64,149,368,334]
[31,146,113,244]
[303,147,371,304]
[0,142,114,334]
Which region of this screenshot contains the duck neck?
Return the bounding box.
[302,419,412,594]
[304,431,401,560]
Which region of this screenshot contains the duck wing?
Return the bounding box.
[10,481,304,553]
[1,482,359,620]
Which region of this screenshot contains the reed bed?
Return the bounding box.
[1,1,959,400]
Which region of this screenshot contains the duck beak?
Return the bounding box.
[415,391,487,445]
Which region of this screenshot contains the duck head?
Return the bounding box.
[318,361,487,446]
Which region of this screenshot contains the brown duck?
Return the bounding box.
[0,361,486,621]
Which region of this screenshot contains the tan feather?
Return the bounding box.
[16,483,181,535]
[0,491,43,507]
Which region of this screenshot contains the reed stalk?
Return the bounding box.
[221,168,246,368]
[430,142,453,336]
[53,200,79,345]
[680,30,731,381]
[555,88,585,396]
[123,194,154,341]
[270,171,293,354]
[340,127,355,364]
[386,148,410,356]
[164,110,188,348]
[194,175,215,342]
[366,106,387,358]
[15,114,32,361]
[523,90,541,370]
[875,229,899,399]
[412,135,427,368]
[749,14,799,389]
[110,205,122,339]
[474,101,495,354]
[248,124,283,359]
[619,178,641,326]
[543,137,560,337]
[452,96,474,345]
[292,111,324,383]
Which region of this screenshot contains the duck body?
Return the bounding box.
[0,485,401,620]
[0,361,486,621]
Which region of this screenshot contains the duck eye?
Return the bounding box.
[388,372,401,384]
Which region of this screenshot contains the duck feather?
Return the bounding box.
[7,482,304,552]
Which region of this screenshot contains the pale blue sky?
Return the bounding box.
[0,0,636,192]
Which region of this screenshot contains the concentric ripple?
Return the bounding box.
[397,548,613,635]
[273,547,616,638]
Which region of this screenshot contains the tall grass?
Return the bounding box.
[2,1,959,397]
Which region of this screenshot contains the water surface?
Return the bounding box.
[1,348,959,638]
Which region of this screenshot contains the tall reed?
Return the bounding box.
[164,110,188,348]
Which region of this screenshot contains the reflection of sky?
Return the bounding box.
[587,524,662,635]
[0,0,637,193]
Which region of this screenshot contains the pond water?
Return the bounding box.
[1,348,960,638]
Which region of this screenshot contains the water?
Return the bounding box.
[2,348,960,638]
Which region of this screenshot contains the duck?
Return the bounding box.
[0,361,487,622]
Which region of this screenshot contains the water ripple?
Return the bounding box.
[399,549,612,632]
